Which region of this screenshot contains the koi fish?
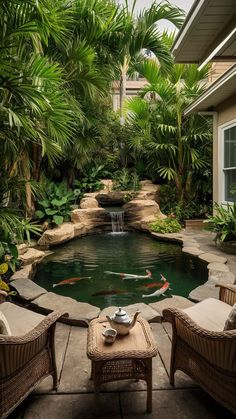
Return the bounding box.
[105,269,152,280]
[138,281,163,290]
[142,274,171,298]
[53,277,91,288]
[92,290,127,297]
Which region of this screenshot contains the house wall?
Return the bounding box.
[213,93,236,203]
[208,62,234,85]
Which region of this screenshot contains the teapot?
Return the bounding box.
[106,307,140,336]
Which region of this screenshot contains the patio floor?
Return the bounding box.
[9,320,235,419]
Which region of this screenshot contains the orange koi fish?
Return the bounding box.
[142,274,171,298]
[53,277,91,288]
[138,281,163,290]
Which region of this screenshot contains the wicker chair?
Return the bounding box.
[163,284,236,414]
[0,310,66,418]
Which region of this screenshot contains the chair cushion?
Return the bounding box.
[224,303,236,331]
[0,302,44,335]
[182,298,232,331]
[0,310,11,335]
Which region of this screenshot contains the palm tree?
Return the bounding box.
[126,60,212,201]
[115,0,184,121]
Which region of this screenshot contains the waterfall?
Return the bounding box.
[110,211,124,233]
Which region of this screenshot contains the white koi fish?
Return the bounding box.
[104,269,152,280]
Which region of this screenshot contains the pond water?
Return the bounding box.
[35,232,207,308]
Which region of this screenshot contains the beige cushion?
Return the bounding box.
[0,311,11,335]
[183,298,232,331]
[224,303,236,331]
[0,302,44,336]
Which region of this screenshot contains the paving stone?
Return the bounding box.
[151,323,197,389]
[10,264,35,281]
[20,248,46,265]
[23,393,121,419]
[59,326,93,393]
[207,263,229,272]
[207,270,235,285]
[31,292,100,326]
[198,252,227,264]
[11,278,47,301]
[35,323,71,393]
[182,247,204,256]
[120,388,234,418]
[189,285,220,302]
[149,295,194,316]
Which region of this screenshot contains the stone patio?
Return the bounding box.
[8,320,235,419]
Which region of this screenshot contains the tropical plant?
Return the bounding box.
[126,61,212,202]
[35,181,75,226]
[113,169,140,191]
[204,203,236,243]
[149,217,182,233]
[115,1,184,120]
[19,219,42,244]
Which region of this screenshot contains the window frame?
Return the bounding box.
[218,119,236,204]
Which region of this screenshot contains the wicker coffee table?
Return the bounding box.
[87,317,158,412]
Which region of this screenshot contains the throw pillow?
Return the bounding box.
[0,311,11,335]
[224,303,236,331]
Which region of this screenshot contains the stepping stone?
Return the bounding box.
[31,292,100,326]
[182,247,204,256]
[124,303,161,323]
[10,264,35,281]
[11,278,47,301]
[182,241,200,248]
[207,262,229,272]
[149,295,194,316]
[99,303,161,323]
[20,248,46,265]
[207,270,235,285]
[198,252,227,264]
[189,285,220,302]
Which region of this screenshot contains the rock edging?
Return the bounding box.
[150,231,235,302]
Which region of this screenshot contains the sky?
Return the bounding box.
[118,0,195,32]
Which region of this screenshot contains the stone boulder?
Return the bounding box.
[137,181,160,202]
[71,208,110,230]
[80,197,99,209]
[95,191,125,206]
[10,264,35,281]
[38,223,75,247]
[124,199,165,223]
[20,248,47,265]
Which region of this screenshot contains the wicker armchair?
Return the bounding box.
[163,284,236,414]
[0,310,66,418]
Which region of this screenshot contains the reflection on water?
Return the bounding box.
[35,232,207,308]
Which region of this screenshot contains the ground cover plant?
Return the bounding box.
[149,217,182,233]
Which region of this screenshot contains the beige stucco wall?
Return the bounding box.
[213,94,236,203]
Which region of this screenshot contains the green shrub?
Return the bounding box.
[35,181,75,226]
[149,217,182,234]
[113,169,140,191]
[204,202,236,243]
[73,165,105,196]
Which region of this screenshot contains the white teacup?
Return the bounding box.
[102,328,117,343]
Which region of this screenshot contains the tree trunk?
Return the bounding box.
[119,66,127,122]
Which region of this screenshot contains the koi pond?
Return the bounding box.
[35,232,207,309]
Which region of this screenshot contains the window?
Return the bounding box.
[223,124,236,202]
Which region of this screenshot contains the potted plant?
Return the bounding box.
[204,202,236,254]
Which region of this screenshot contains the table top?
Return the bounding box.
[87,317,158,361]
